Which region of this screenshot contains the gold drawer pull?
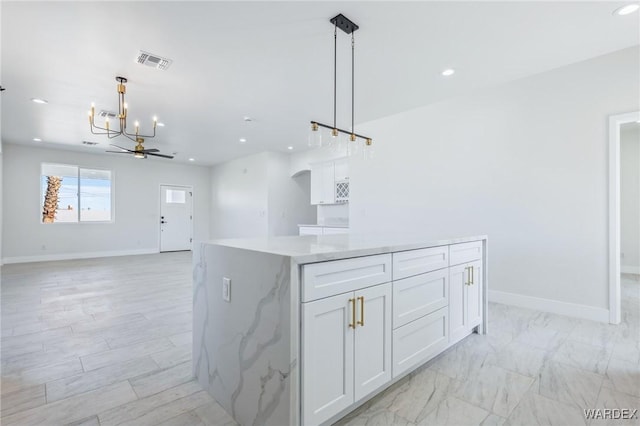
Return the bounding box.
[357,296,364,326]
[470,266,474,285]
[349,298,356,329]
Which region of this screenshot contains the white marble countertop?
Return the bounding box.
[297,224,350,228]
[204,233,487,264]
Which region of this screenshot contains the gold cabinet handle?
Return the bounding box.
[349,298,356,329]
[357,296,364,326]
[470,266,474,285]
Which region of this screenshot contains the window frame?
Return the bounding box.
[40,162,115,225]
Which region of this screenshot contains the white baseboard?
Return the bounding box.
[489,290,610,323]
[622,265,640,275]
[2,248,159,265]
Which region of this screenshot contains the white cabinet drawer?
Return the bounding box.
[302,254,392,302]
[392,307,448,378]
[392,269,448,329]
[392,246,448,280]
[323,227,349,235]
[449,241,483,266]
[299,226,323,236]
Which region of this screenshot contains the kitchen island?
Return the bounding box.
[193,234,488,426]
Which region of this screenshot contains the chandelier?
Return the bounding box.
[309,14,373,158]
[88,76,158,143]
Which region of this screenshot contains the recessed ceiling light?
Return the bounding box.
[243,116,253,122]
[157,122,165,127]
[614,4,640,15]
[441,69,455,77]
[31,98,48,104]
[287,146,294,150]
[188,158,195,162]
[239,138,247,143]
[33,138,42,142]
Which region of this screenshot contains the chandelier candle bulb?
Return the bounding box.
[89,76,160,143]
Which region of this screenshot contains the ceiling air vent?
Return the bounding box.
[136,50,173,70]
[99,110,117,119]
[82,141,99,146]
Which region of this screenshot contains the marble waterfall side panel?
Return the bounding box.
[193,243,293,426]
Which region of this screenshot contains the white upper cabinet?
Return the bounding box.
[334,157,349,182]
[310,158,349,205]
[310,161,336,205]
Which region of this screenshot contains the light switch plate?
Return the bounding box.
[222,277,231,302]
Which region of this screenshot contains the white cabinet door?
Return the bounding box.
[321,162,336,204]
[302,292,355,426]
[449,263,468,344]
[467,260,483,329]
[334,157,349,181]
[354,283,391,401]
[310,162,336,205]
[450,261,482,344]
[310,163,324,205]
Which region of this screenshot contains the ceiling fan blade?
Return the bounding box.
[106,150,133,154]
[147,152,174,159]
[140,148,160,153]
[109,144,133,152]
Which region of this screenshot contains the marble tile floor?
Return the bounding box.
[337,274,640,426]
[1,254,638,426]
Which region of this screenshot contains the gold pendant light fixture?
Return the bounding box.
[88,76,158,143]
[309,14,373,158]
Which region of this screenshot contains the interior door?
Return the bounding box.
[160,185,192,252]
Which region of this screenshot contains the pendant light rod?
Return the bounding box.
[334,22,337,130]
[351,32,355,136]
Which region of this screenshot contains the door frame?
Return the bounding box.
[159,184,194,252]
[608,111,639,324]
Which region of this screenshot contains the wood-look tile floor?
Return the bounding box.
[1,252,236,426]
[2,253,638,426]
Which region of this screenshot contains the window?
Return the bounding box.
[41,163,112,223]
[165,189,186,204]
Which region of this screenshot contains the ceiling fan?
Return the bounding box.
[106,137,174,159]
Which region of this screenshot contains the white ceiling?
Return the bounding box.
[1,1,638,165]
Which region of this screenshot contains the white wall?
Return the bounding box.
[210,152,269,239]
[2,144,211,263]
[210,151,315,239]
[267,152,316,236]
[350,47,639,318]
[621,125,640,273]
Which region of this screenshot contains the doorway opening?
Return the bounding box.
[160,184,193,252]
[608,111,640,324]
